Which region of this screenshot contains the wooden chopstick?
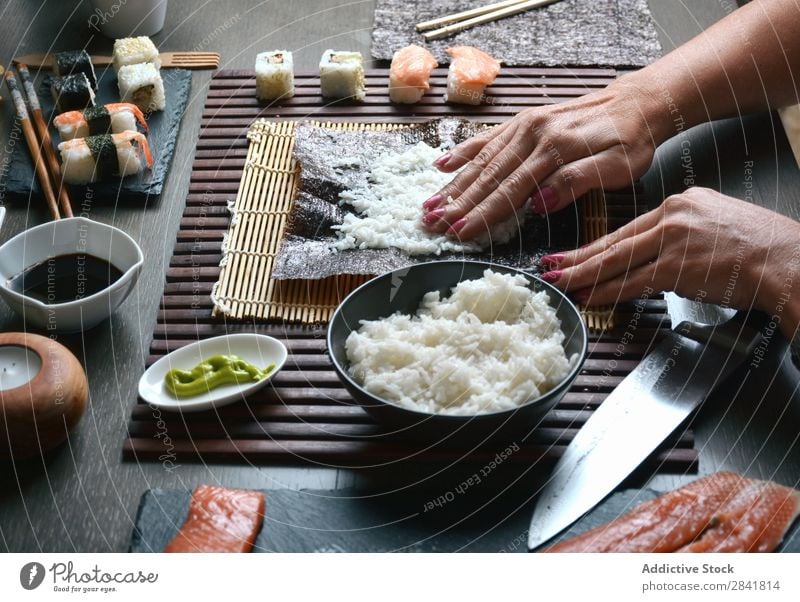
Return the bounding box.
[4,71,61,220]
[416,0,530,32]
[17,64,73,218]
[421,0,561,42]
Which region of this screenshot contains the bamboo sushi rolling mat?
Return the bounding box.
[125,68,694,471]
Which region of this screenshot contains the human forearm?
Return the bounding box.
[613,0,800,144]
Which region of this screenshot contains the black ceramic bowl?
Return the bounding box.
[327,261,588,438]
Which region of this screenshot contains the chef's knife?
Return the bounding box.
[527,293,762,550]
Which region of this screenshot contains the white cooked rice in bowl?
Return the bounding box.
[345,269,577,416]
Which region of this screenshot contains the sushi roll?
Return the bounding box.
[58,131,153,184]
[319,50,365,100]
[118,63,165,112]
[112,36,161,73]
[389,45,437,104]
[255,50,294,100]
[51,74,96,113]
[444,46,500,106]
[54,50,97,89]
[53,103,148,140]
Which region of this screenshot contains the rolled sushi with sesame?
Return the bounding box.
[51,73,96,113]
[319,50,365,100]
[54,50,97,89]
[118,62,165,112]
[255,50,294,100]
[112,36,161,73]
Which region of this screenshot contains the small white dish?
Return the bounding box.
[0,217,144,333]
[138,333,288,412]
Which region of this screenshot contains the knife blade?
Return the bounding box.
[527,294,761,550]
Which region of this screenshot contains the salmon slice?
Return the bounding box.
[164,485,265,553]
[446,46,500,85]
[679,479,800,553]
[545,472,748,553]
[390,45,438,88]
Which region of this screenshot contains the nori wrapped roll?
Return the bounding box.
[51,73,96,113]
[54,50,97,89]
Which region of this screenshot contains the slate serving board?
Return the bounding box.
[129,486,800,553]
[4,67,191,200]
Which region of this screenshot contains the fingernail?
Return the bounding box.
[423,194,444,210]
[541,270,562,284]
[447,218,467,236]
[541,253,565,268]
[530,187,558,214]
[433,153,452,168]
[422,208,445,224]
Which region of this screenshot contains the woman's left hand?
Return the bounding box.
[540,187,800,337]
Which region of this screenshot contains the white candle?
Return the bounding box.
[0,345,42,390]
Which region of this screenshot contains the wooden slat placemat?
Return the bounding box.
[126,68,691,471]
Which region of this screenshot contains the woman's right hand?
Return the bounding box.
[423,79,672,241]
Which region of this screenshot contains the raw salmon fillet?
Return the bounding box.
[545,472,748,553]
[446,46,500,85]
[164,485,265,553]
[679,479,800,552]
[390,45,437,88]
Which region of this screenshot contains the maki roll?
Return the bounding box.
[319,50,365,100]
[255,50,294,100]
[51,73,96,113]
[58,131,153,184]
[53,103,148,140]
[117,63,165,112]
[54,50,97,89]
[112,36,161,73]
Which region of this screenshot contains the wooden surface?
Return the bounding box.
[128,67,696,471]
[0,0,798,552]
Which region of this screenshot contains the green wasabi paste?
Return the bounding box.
[164,354,276,398]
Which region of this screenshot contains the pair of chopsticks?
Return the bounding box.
[417,0,561,41]
[4,66,73,220]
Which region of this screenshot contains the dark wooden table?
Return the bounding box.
[0,0,797,552]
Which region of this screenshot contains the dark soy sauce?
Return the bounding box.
[7,254,123,304]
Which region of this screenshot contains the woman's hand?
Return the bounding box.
[540,187,800,338]
[422,80,669,241]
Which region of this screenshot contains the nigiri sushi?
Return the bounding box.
[54,50,97,89]
[58,131,153,184]
[444,46,501,106]
[320,50,365,100]
[53,103,148,141]
[389,45,437,104]
[51,73,96,113]
[118,62,165,112]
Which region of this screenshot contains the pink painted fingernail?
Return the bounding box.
[447,218,467,235]
[541,270,562,283]
[422,208,445,224]
[433,153,452,168]
[541,253,565,268]
[530,187,558,214]
[423,194,444,210]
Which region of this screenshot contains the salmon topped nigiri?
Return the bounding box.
[389,45,438,104]
[444,46,501,105]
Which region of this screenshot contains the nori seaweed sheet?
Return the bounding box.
[55,50,97,88]
[270,118,580,280]
[85,134,118,181]
[82,106,112,135]
[371,0,662,68]
[51,73,94,113]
